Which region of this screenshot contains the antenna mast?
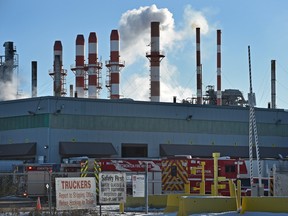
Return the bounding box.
[248,46,262,196]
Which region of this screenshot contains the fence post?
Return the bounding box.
[145,162,149,214]
[49,171,52,215]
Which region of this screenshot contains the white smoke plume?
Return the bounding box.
[118,4,210,101]
[0,75,29,101]
[182,5,209,36]
[119,4,176,65]
[0,80,18,101]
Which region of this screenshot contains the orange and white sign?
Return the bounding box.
[55,177,96,211]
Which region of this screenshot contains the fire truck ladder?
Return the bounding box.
[248,46,262,192]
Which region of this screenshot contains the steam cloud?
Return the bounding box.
[118,4,210,102]
[0,75,29,101]
[0,79,18,101]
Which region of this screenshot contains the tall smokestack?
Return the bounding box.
[271,60,276,109]
[71,34,85,98]
[70,84,73,97]
[54,55,61,96]
[105,30,124,99]
[88,32,102,98]
[49,41,67,97]
[216,30,222,106]
[54,41,62,97]
[196,27,202,104]
[146,22,165,102]
[31,61,37,97]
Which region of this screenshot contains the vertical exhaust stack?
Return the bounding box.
[271,60,276,109]
[54,55,61,96]
[216,30,222,106]
[196,27,202,104]
[69,84,73,97]
[105,30,125,99]
[71,34,85,98]
[31,61,37,97]
[146,22,165,102]
[88,32,102,98]
[54,41,62,96]
[49,41,67,97]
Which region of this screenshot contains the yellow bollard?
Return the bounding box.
[119,201,124,214]
[236,180,241,211]
[199,182,205,195]
[200,162,206,195]
[212,152,220,196]
[228,179,236,197]
[184,183,190,194]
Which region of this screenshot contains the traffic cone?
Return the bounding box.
[36,196,42,210]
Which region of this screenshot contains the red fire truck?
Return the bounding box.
[161,155,248,195]
[91,157,249,196]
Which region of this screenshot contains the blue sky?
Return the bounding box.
[1,0,288,109]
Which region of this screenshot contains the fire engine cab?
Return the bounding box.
[13,163,81,198]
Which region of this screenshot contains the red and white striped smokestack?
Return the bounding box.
[146,22,165,102]
[53,40,62,97]
[75,34,85,98]
[196,27,202,104]
[217,29,222,105]
[88,32,102,98]
[49,40,67,96]
[110,30,120,99]
[105,30,124,99]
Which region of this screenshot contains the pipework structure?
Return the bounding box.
[196,27,202,104]
[0,42,18,82]
[105,29,125,99]
[49,41,67,97]
[0,42,19,99]
[0,41,19,101]
[71,35,86,98]
[216,30,222,106]
[87,32,102,99]
[146,22,165,102]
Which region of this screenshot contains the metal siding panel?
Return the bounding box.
[0,114,49,130]
[47,114,288,137]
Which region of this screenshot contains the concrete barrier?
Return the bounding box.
[177,196,237,216]
[124,195,167,209]
[241,196,288,214]
[164,193,191,213]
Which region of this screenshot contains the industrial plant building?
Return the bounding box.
[0,22,288,165]
[0,96,288,164]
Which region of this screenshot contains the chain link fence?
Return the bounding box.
[0,172,21,197]
[0,170,161,215]
[0,172,113,215]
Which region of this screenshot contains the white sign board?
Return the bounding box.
[132,174,145,197]
[99,172,126,204]
[55,177,96,211]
